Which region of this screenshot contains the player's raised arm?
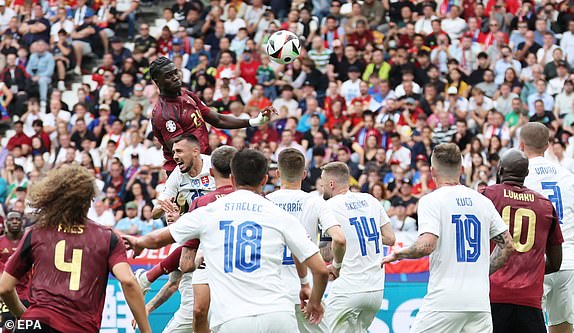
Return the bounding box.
[203,105,276,129]
[489,230,514,275]
[111,262,152,333]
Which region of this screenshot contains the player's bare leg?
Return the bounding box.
[192,284,210,333]
[135,246,183,294]
[549,323,573,333]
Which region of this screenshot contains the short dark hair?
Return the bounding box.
[231,149,268,187]
[278,148,306,183]
[211,146,237,178]
[149,56,173,82]
[172,134,200,147]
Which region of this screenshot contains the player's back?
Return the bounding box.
[171,189,318,328]
[419,185,506,313]
[483,183,563,308]
[267,189,333,303]
[6,220,125,333]
[524,156,574,270]
[325,191,388,293]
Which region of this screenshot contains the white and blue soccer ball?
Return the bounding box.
[266,30,302,65]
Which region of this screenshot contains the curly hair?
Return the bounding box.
[149,56,172,82]
[28,165,96,228]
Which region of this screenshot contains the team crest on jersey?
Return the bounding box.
[201,176,210,187]
[166,120,177,132]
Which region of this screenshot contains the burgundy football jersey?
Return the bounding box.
[182,185,235,249]
[0,236,30,301]
[483,183,563,309]
[4,220,128,333]
[151,89,212,172]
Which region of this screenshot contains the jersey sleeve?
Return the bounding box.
[417,196,441,237]
[189,90,211,117]
[316,198,340,232]
[168,208,206,244]
[547,206,564,246]
[488,201,508,239]
[4,229,33,280]
[108,230,129,270]
[283,214,320,262]
[159,168,182,200]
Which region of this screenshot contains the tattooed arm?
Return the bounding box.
[489,231,514,275]
[381,233,438,266]
[146,270,182,314]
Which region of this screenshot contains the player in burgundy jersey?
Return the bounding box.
[149,57,275,174]
[482,149,563,333]
[0,166,151,333]
[0,211,30,331]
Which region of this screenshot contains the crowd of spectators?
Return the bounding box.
[1,0,574,238]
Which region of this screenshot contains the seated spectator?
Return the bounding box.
[72,9,99,75]
[139,204,164,235]
[389,178,418,217]
[52,30,75,91]
[115,0,139,39]
[389,205,418,232]
[7,121,31,155]
[527,79,554,116]
[19,5,50,47]
[88,199,116,226]
[530,99,558,130]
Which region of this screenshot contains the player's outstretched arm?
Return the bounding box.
[545,244,562,274]
[112,262,152,333]
[122,228,175,258]
[303,253,329,324]
[489,231,514,275]
[146,271,182,314]
[204,106,276,129]
[380,232,437,266]
[0,272,26,318]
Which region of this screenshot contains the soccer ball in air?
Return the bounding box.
[266,30,302,65]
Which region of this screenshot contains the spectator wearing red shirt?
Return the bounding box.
[325,99,347,131]
[247,84,272,109]
[238,49,261,86]
[250,122,279,151]
[347,20,374,51]
[478,19,508,48]
[6,121,31,155]
[32,119,50,151]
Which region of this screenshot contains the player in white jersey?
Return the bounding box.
[320,161,396,333]
[152,134,216,219]
[382,143,514,333]
[519,122,574,333]
[123,149,329,333]
[267,148,347,333]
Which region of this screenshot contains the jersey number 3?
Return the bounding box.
[220,221,262,273]
[452,215,481,263]
[54,240,83,291]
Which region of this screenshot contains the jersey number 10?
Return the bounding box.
[219,221,262,273]
[452,215,481,263]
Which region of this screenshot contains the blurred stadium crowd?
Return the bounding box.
[1,0,574,237]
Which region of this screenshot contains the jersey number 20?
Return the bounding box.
[219,221,262,273]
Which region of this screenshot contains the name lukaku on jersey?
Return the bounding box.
[224,202,263,213]
[503,189,535,202]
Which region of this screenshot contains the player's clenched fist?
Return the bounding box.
[122,235,143,258]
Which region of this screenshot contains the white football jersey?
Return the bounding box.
[418,185,507,313]
[325,191,390,294]
[159,154,216,208]
[169,190,320,328]
[266,189,340,304]
[524,156,574,270]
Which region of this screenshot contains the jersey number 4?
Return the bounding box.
[452,215,481,263]
[220,221,262,273]
[54,240,83,291]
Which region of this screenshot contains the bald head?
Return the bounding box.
[519,122,549,155]
[431,143,462,181]
[497,149,529,184]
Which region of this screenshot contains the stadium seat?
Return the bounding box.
[61,90,78,108]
